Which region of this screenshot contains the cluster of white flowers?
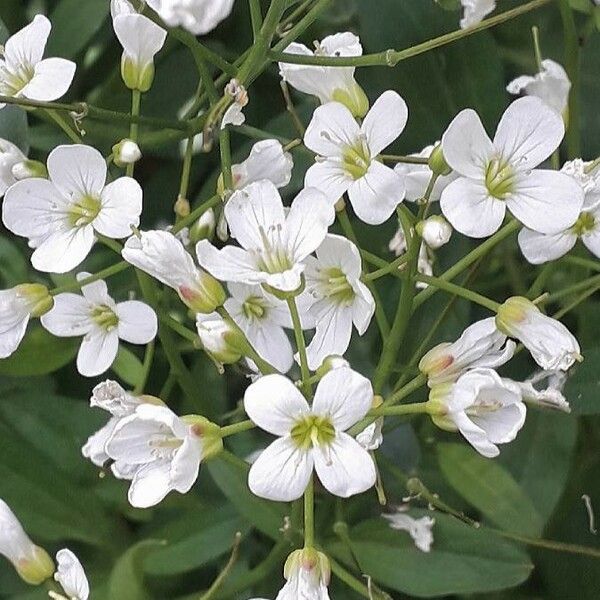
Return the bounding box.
[0,5,593,598]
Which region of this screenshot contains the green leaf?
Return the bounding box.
[339,512,532,597]
[0,105,29,153]
[0,236,29,287]
[564,347,600,414]
[108,540,165,600]
[207,454,287,539]
[438,443,544,536]
[0,326,78,376]
[111,346,144,387]
[144,507,250,576]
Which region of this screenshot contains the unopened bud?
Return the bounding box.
[495,296,532,336]
[331,81,370,118]
[189,208,216,243]
[182,415,224,460]
[196,313,244,364]
[174,196,191,218]
[428,143,451,176]
[11,160,47,181]
[112,139,142,167]
[178,272,225,314]
[416,215,452,249]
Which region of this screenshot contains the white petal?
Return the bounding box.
[4,15,50,67]
[285,187,335,262]
[128,460,171,508]
[224,180,285,250]
[348,162,405,225]
[170,435,202,494]
[196,240,262,284]
[233,139,293,190]
[313,432,376,497]
[441,109,494,178]
[315,233,362,278]
[493,97,564,170]
[77,329,120,377]
[440,177,505,238]
[47,145,107,199]
[95,177,142,238]
[116,300,157,344]
[0,314,28,358]
[451,411,500,458]
[79,274,111,305]
[248,436,313,502]
[306,303,353,371]
[304,160,351,205]
[113,14,166,68]
[40,293,92,336]
[54,549,89,600]
[313,366,373,430]
[244,374,309,435]
[238,316,294,373]
[20,58,76,103]
[582,229,600,259]
[506,169,584,234]
[31,225,95,273]
[304,101,360,158]
[361,90,408,156]
[351,280,375,334]
[518,227,576,264]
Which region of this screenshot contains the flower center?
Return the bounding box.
[68,194,101,227]
[465,399,503,416]
[571,211,595,236]
[290,415,335,449]
[90,305,119,330]
[254,225,292,274]
[485,158,517,199]
[342,138,371,180]
[321,267,354,305]
[0,62,35,96]
[242,296,266,320]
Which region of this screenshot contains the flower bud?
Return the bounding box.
[11,159,47,181]
[0,500,54,585]
[189,208,216,243]
[196,313,244,364]
[283,548,331,592]
[315,355,349,378]
[416,215,452,249]
[112,138,142,167]
[179,272,226,314]
[15,283,53,318]
[425,383,458,432]
[174,196,191,218]
[332,81,370,118]
[428,143,452,176]
[182,415,224,460]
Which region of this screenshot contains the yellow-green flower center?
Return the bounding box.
[290,414,335,449]
[68,194,101,227]
[342,139,371,180]
[243,296,267,320]
[255,225,293,274]
[485,158,517,199]
[0,62,35,96]
[571,211,595,236]
[321,267,354,305]
[90,305,119,330]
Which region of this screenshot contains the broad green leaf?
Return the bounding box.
[47,0,110,59]
[564,347,600,414]
[0,236,28,287]
[338,512,532,597]
[0,326,78,377]
[144,507,250,576]
[112,346,145,387]
[0,105,29,153]
[108,540,165,600]
[438,443,543,536]
[207,454,287,539]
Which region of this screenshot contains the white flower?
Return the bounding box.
[518,159,600,263]
[112,138,142,167]
[507,59,571,116]
[355,418,383,451]
[230,140,293,191]
[0,499,54,585]
[0,15,76,108]
[110,0,136,18]
[146,0,235,35]
[40,274,157,377]
[106,404,219,508]
[196,311,243,364]
[382,508,435,552]
[496,296,581,371]
[196,180,334,293]
[419,317,515,387]
[244,367,376,501]
[53,549,89,600]
[304,91,408,225]
[0,283,53,358]
[82,380,147,469]
[417,215,452,249]
[301,234,374,370]
[222,79,248,129]
[3,144,142,273]
[394,143,458,202]
[460,0,496,29]
[113,13,167,92]
[428,368,526,457]
[122,229,225,313]
[0,138,26,196]
[279,32,368,117]
[275,548,331,600]
[224,283,298,372]
[440,97,584,238]
[512,370,570,413]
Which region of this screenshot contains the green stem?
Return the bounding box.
[50,261,130,295]
[179,137,195,202]
[494,528,600,559]
[561,255,600,272]
[304,475,315,547]
[161,314,199,344]
[380,154,429,165]
[126,90,142,177]
[385,373,428,408]
[369,402,429,417]
[220,419,255,437]
[273,0,333,52]
[287,296,312,398]
[220,127,233,189]
[249,0,263,39]
[199,533,242,600]
[546,273,600,302]
[45,109,82,143]
[531,25,543,70]
[363,254,409,281]
[329,558,372,599]
[415,274,500,311]
[134,340,155,394]
[172,194,220,234]
[271,0,552,65]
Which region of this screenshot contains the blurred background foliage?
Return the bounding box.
[0,0,599,598]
